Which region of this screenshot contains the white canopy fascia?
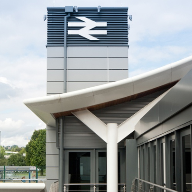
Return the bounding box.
[24,56,192,127]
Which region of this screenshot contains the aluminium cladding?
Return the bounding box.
[47,7,128,46]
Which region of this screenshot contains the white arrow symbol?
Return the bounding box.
[68,17,107,40]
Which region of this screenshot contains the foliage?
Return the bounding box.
[0,158,7,166]
[19,147,26,155]
[26,129,46,175]
[4,145,25,152]
[7,153,26,166]
[0,146,7,166]
[0,146,5,158]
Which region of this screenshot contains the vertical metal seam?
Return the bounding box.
[64,13,70,93]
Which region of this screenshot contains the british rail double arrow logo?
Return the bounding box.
[68,17,107,40]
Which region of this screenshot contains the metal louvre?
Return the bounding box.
[47,7,128,46]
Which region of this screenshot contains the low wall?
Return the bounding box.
[0,183,45,192]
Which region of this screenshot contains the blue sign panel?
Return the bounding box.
[47,7,128,46]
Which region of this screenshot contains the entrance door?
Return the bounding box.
[96,150,121,191]
[65,149,123,191]
[66,151,92,191]
[96,151,107,191]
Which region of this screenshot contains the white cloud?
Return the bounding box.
[0,0,192,146]
[1,136,29,147]
[0,118,24,132]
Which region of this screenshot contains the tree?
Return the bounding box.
[26,129,46,175]
[0,146,7,166]
[7,153,26,166]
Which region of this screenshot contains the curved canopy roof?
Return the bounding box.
[24,56,192,127]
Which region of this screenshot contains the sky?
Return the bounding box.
[0,0,192,146]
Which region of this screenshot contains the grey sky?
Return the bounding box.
[0,0,192,146]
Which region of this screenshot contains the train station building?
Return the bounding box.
[24,6,192,192]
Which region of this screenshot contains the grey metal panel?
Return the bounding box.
[93,89,166,125]
[46,167,59,179]
[137,106,192,145]
[158,93,173,122]
[47,70,64,81]
[64,134,106,148]
[56,90,166,149]
[162,106,192,133]
[47,47,64,57]
[68,47,107,57]
[109,58,128,69]
[47,82,63,93]
[47,7,128,46]
[126,139,138,192]
[47,58,64,69]
[46,154,59,167]
[135,104,160,139]
[46,128,56,142]
[67,82,107,92]
[46,142,59,155]
[137,124,164,145]
[109,70,128,81]
[67,58,108,69]
[67,70,107,81]
[136,68,192,141]
[107,47,128,57]
[159,71,192,122]
[63,116,106,148]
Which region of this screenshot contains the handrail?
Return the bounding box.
[0,179,45,182]
[63,183,126,192]
[64,183,125,186]
[135,178,178,192]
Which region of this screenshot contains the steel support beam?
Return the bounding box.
[107,123,118,192]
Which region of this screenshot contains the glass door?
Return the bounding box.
[96,150,121,191]
[66,151,92,191]
[96,151,107,191]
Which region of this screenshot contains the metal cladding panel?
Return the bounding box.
[67,70,107,81]
[47,7,128,46]
[47,70,64,81]
[135,68,192,141]
[47,58,64,69]
[109,70,128,81]
[109,58,128,69]
[46,155,59,166]
[92,90,166,124]
[47,47,64,57]
[137,106,192,145]
[57,90,165,148]
[67,58,108,69]
[68,47,108,57]
[67,82,107,92]
[47,82,63,93]
[46,167,59,179]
